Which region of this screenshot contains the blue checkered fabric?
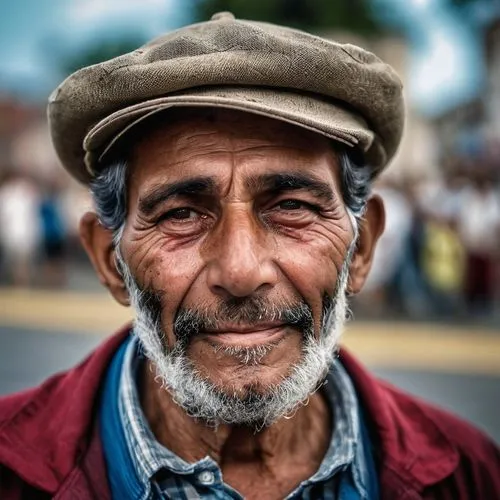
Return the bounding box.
[112,336,374,499]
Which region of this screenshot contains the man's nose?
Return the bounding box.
[206,209,278,298]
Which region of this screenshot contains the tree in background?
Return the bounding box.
[189,0,386,37]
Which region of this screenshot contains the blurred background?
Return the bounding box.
[0,0,499,442]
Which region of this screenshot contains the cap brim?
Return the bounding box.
[84,86,378,177]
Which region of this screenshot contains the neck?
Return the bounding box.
[140,359,331,470]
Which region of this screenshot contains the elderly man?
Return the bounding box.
[0,12,498,500]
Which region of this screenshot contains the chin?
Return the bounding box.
[204,364,295,398]
[133,304,341,426]
[145,337,334,427]
[187,336,304,393]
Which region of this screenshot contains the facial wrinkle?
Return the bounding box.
[122,235,354,428]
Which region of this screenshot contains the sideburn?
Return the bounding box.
[135,287,165,347]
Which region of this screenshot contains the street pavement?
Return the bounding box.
[0,324,498,443]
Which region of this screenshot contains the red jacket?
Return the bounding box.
[0,326,498,499]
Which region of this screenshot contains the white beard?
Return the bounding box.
[116,242,354,428]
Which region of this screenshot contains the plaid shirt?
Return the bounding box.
[106,336,374,499]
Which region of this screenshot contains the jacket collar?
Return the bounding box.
[0,326,459,496]
[340,350,459,494]
[0,325,130,495]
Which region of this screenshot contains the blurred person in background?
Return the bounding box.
[390,176,431,319]
[0,12,499,500]
[0,169,40,286]
[458,170,500,317]
[359,177,414,317]
[39,176,67,287]
[415,170,467,318]
[421,212,466,318]
[360,176,430,319]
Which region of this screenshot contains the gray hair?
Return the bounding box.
[90,160,127,246]
[90,148,374,243]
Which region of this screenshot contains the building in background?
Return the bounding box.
[484,17,500,147]
[0,98,40,171]
[432,11,500,164]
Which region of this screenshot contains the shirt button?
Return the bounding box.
[198,470,215,485]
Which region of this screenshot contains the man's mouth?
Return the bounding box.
[201,323,288,347]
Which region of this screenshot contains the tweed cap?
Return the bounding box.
[48,11,404,184]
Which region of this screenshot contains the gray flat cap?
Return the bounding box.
[48,11,404,184]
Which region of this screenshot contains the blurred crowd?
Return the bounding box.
[0,154,499,322]
[0,169,88,288]
[358,156,500,321]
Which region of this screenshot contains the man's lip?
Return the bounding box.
[202,325,287,346]
[203,322,285,334]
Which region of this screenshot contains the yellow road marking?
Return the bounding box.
[0,289,132,333]
[343,323,500,375]
[1,289,499,375]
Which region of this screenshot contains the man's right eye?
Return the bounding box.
[164,207,197,221]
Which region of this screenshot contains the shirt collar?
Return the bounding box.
[314,359,371,498]
[119,336,215,480]
[118,336,370,498]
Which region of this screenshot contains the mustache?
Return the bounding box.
[174,296,314,346]
[135,287,335,347]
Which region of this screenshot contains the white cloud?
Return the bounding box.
[414,32,461,95]
[67,0,170,24]
[409,12,483,115]
[59,0,185,49]
[410,0,433,9]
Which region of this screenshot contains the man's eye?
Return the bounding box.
[277,200,308,210]
[162,207,198,221]
[264,198,319,229]
[157,207,211,237]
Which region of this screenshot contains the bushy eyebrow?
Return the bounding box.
[138,172,334,215]
[246,172,335,203]
[138,177,216,215]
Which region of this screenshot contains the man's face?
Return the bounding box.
[115,109,358,424]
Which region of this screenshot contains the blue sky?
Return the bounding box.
[0,0,187,98]
[374,0,492,115]
[0,0,496,116]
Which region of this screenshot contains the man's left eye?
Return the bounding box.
[278,199,306,210]
[265,199,318,229]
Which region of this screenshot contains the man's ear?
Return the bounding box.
[348,194,385,295]
[79,212,130,306]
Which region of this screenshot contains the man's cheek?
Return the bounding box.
[129,267,200,351]
[131,245,203,295]
[279,240,343,292]
[310,228,353,290]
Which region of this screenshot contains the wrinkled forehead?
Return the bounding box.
[118,108,342,190]
[132,108,333,156]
